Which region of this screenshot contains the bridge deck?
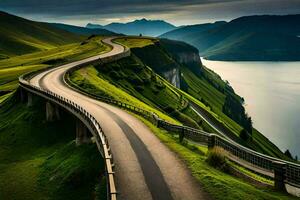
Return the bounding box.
[28,38,210,200]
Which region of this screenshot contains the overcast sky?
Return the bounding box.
[0,0,299,26]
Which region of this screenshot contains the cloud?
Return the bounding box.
[0,0,239,15]
[0,0,299,26]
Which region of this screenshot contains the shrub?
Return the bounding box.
[206,147,229,172]
[240,129,251,141]
[127,74,144,85]
[170,110,200,129]
[163,106,176,113]
[109,70,121,80]
[155,82,166,90]
[142,78,151,85]
[134,85,144,91]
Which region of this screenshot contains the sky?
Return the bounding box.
[0,0,299,26]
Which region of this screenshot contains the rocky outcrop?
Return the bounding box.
[163,67,180,88]
[175,52,202,65]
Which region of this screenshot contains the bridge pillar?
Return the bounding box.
[208,134,216,149]
[273,161,286,192]
[179,128,185,143]
[19,88,27,103]
[27,92,33,107]
[76,119,91,145]
[46,101,60,121]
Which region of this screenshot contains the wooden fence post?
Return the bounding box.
[179,128,185,143]
[208,134,216,149]
[272,161,286,192]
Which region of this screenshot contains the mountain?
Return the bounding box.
[0,11,82,58]
[86,18,177,36]
[86,23,104,29]
[160,15,300,61]
[50,23,117,36]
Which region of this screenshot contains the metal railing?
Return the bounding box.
[64,66,300,189]
[17,40,131,200]
[19,78,117,200]
[19,37,300,197]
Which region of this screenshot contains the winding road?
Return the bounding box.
[29,38,210,200]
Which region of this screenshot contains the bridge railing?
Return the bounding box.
[19,38,300,195]
[18,41,132,200]
[19,76,117,200]
[64,66,300,189]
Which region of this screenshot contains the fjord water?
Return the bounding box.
[202,59,300,158]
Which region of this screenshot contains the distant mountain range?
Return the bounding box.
[161,15,300,61]
[1,11,300,61]
[86,18,177,36]
[0,11,81,58]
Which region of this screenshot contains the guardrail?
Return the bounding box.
[18,77,117,200]
[64,61,300,192]
[19,37,300,197]
[17,39,131,200]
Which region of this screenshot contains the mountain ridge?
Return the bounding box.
[50,23,117,36]
[160,14,300,61]
[0,11,82,58]
[86,18,177,36]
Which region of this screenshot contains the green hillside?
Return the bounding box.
[68,36,297,199]
[50,23,117,36]
[70,37,288,160]
[0,36,111,102]
[0,11,82,58]
[0,94,105,200]
[160,15,300,61]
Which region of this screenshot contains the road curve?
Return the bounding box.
[29,37,210,200]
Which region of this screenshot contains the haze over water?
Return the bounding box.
[202,59,300,158]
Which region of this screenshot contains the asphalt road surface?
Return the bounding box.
[29,37,210,200]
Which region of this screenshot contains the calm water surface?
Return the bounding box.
[202,59,300,157]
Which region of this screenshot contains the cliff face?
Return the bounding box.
[159,39,203,76]
[131,38,203,88]
[162,67,180,88]
[174,52,202,65]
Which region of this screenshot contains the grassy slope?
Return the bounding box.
[0,11,82,58]
[0,36,111,99]
[113,37,287,159]
[137,116,297,200]
[70,65,178,124]
[68,37,298,199]
[69,63,297,199]
[180,66,287,158]
[50,23,116,36]
[114,37,157,48]
[0,94,105,200]
[0,34,111,198]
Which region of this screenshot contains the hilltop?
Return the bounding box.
[0,11,82,58]
[161,15,300,61]
[50,23,117,36]
[86,18,176,36]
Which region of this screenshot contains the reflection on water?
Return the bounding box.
[202,58,300,157]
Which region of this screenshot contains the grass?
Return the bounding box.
[66,36,296,199]
[136,115,298,200]
[70,65,178,124]
[0,36,111,93]
[69,39,288,159]
[228,161,274,185]
[96,55,185,110]
[118,36,288,159]
[0,94,105,200]
[113,37,157,48]
[0,11,82,57]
